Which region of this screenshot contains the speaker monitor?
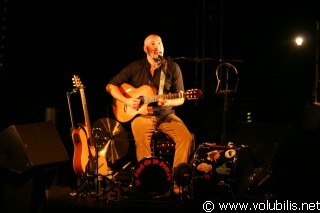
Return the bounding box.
[0,121,69,173]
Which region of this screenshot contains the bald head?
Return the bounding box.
[144,34,162,46]
[143,34,164,64]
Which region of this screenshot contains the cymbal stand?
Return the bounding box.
[93,134,102,200]
[92,128,130,201]
[70,132,106,202]
[70,174,95,202]
[102,162,131,201]
[69,156,103,202]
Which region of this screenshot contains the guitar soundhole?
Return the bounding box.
[139,96,145,105]
[74,134,80,143]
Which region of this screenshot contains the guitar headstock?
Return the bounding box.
[72,75,85,89]
[184,89,202,100]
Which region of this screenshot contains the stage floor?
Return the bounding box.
[42,168,318,213]
[2,158,318,213]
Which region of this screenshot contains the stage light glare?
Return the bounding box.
[295,37,303,46]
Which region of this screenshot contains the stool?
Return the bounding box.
[151,131,175,166]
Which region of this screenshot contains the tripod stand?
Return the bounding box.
[70,135,107,201]
[92,127,131,201]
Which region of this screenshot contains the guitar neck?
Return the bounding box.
[144,92,183,104]
[80,88,92,141]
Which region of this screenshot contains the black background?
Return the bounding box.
[1,0,320,200]
[1,1,320,134]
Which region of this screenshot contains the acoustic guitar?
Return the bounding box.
[113,83,202,123]
[71,75,108,176]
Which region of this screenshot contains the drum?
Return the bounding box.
[192,143,254,199]
[131,156,172,198]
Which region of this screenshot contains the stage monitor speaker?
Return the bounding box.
[0,121,69,174]
[232,121,290,168]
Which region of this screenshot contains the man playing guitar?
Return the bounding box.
[106,34,195,195]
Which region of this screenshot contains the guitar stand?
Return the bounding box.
[69,157,107,202]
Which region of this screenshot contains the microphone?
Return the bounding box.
[154,55,165,64]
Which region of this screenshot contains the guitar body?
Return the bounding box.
[113,83,157,123]
[72,126,89,176]
[113,83,202,123]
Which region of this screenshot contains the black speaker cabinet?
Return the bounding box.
[0,121,69,173]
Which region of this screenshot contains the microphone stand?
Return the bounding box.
[221,71,229,145]
[215,62,239,145]
[314,20,320,105]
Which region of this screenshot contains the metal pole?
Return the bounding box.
[314,20,319,105]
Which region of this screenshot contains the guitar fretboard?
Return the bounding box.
[144,92,183,104]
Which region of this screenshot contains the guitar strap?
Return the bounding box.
[158,60,167,95]
[159,70,165,95]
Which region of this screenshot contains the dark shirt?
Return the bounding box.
[108,57,185,117]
